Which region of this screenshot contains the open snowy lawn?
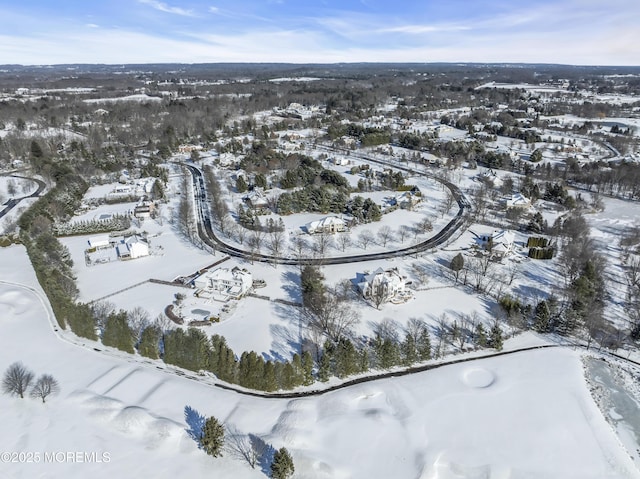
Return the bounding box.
[59,220,214,302]
[1,243,638,479]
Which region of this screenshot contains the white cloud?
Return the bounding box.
[377,24,471,35]
[1,0,639,67]
[138,0,195,17]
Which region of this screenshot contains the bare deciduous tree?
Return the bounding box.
[154,312,175,332]
[440,189,456,217]
[225,425,267,469]
[30,374,60,403]
[302,293,360,343]
[406,317,427,340]
[313,232,333,258]
[368,279,390,310]
[2,362,34,399]
[235,224,247,245]
[416,217,433,236]
[358,230,373,250]
[337,233,351,252]
[506,259,520,285]
[92,300,116,333]
[397,225,411,244]
[268,230,285,258]
[377,225,394,247]
[128,306,151,342]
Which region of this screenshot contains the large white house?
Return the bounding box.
[357,267,410,305]
[194,267,253,301]
[115,235,150,260]
[305,216,348,234]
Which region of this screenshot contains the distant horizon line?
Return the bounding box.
[2,61,640,69]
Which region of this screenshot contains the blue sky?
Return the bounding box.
[0,0,638,65]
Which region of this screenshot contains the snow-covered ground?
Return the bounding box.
[1,244,639,478]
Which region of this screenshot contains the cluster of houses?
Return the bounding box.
[189,263,414,308]
[107,177,156,200]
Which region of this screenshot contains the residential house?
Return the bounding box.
[243,189,270,210]
[194,267,253,301]
[356,267,410,304]
[480,230,515,258]
[305,216,347,234]
[505,193,531,209]
[134,200,155,219]
[116,236,150,260]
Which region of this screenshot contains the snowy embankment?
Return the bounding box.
[1,244,639,479]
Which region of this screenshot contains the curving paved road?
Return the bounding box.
[0,174,47,220]
[184,152,471,265]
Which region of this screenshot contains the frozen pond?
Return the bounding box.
[585,357,640,462]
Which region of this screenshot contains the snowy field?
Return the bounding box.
[59,211,213,303]
[1,245,639,479]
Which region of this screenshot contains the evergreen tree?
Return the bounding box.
[450,253,465,282]
[163,328,185,367]
[200,416,225,457]
[334,338,358,378]
[184,328,210,371]
[238,351,265,389]
[533,300,551,333]
[358,348,370,372]
[401,331,418,366]
[263,361,278,392]
[291,354,304,386]
[102,310,134,353]
[138,325,161,359]
[236,175,248,193]
[280,362,296,390]
[271,447,295,479]
[30,140,44,161]
[217,344,238,383]
[67,303,98,340]
[489,323,504,351]
[416,328,432,361]
[255,173,267,189]
[301,265,325,308]
[301,351,314,385]
[474,323,488,348]
[318,348,332,382]
[375,336,400,369]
